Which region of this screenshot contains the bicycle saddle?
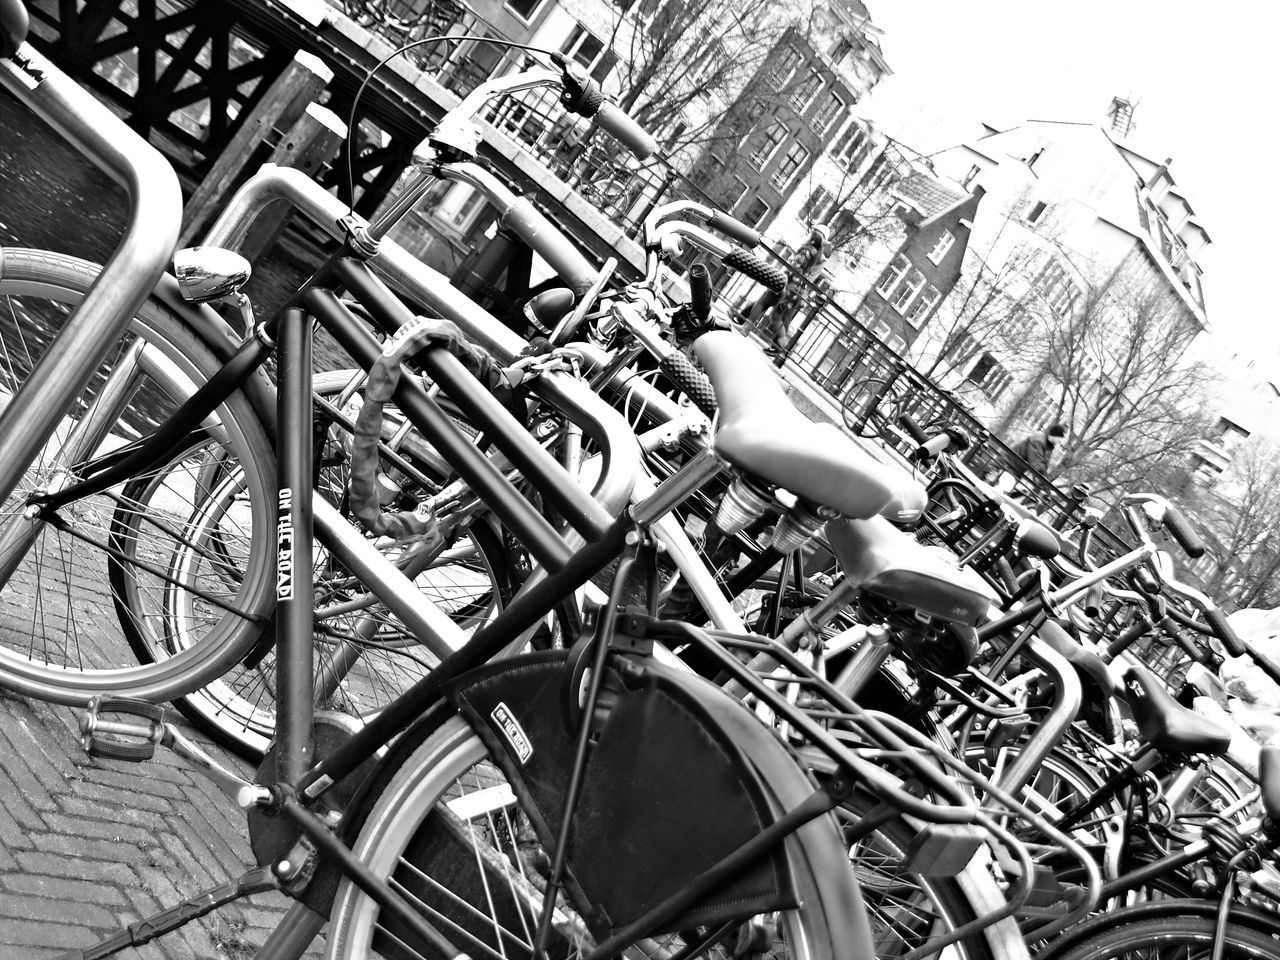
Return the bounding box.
[1124,666,1232,757]
[0,0,28,57]
[826,516,997,625]
[693,331,927,522]
[1038,619,1116,702]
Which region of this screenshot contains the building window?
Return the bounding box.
[967,353,1012,399]
[505,0,545,21]
[865,153,895,190]
[740,196,771,227]
[770,142,810,188]
[962,164,981,188]
[1033,257,1082,318]
[728,176,750,208]
[789,69,824,112]
[889,267,926,312]
[927,231,955,264]
[1026,200,1048,224]
[810,90,847,134]
[885,332,908,354]
[875,254,910,297]
[835,123,868,172]
[559,25,614,81]
[904,286,940,327]
[749,121,788,166]
[769,46,802,85]
[829,37,854,62]
[800,186,835,223]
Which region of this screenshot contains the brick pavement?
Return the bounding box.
[0,689,325,959]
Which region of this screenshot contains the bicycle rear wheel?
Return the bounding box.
[327,714,860,960]
[0,248,275,702]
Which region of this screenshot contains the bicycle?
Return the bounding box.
[1,19,1053,959]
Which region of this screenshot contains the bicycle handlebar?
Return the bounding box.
[706,210,760,247]
[1161,503,1205,558]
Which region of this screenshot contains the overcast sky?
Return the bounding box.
[857,1,1280,364]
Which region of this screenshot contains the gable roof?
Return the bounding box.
[891,172,967,220]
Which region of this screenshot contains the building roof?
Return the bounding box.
[890,172,967,220]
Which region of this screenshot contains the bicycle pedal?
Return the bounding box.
[78,696,166,762]
[902,823,987,877]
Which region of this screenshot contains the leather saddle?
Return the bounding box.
[694,332,927,524]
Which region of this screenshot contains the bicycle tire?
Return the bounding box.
[1040,911,1280,959]
[838,789,1018,960]
[119,369,519,760]
[327,714,861,960]
[0,248,276,703]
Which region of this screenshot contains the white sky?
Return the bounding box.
[857,1,1280,364]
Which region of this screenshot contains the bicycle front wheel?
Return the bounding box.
[1041,912,1280,959]
[327,714,858,960]
[0,248,276,702]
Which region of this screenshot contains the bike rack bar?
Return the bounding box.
[0,45,181,506]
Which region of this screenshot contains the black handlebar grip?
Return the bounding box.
[593,101,657,160]
[1159,615,1213,667]
[722,247,787,293]
[897,413,930,444]
[1204,606,1246,657]
[1106,619,1150,659]
[707,211,761,248]
[688,263,713,323]
[659,351,717,418]
[1162,505,1205,558]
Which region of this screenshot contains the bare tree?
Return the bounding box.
[601,0,797,151]
[996,251,1211,498]
[1192,444,1280,611]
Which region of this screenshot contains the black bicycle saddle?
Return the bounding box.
[1125,665,1232,757]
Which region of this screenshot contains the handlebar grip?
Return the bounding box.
[722,247,787,293]
[1204,606,1246,658]
[1159,615,1213,667]
[897,413,929,444]
[688,263,713,323]
[1162,505,1205,558]
[706,211,761,248]
[593,101,657,160]
[659,350,717,418]
[1106,619,1150,659]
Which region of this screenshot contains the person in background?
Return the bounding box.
[744,224,832,354]
[1010,422,1066,480]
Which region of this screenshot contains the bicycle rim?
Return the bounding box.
[0,248,275,702]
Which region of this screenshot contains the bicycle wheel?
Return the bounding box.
[327,714,857,960]
[1042,912,1280,959]
[838,789,1016,960]
[0,248,275,702]
[119,369,518,759]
